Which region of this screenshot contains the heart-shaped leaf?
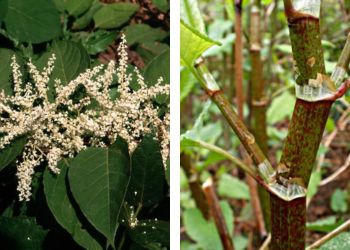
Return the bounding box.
[44,160,102,250]
[68,143,130,245]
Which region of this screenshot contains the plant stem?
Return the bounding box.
[259,233,271,250]
[188,139,257,177]
[305,219,350,250]
[180,153,210,219]
[116,231,126,250]
[271,1,329,249]
[249,0,270,232]
[192,61,307,202]
[202,178,235,250]
[234,0,244,119]
[194,61,267,167]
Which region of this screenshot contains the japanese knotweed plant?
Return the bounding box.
[0,34,170,202]
[181,0,350,249]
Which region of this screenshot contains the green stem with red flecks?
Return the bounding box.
[270,1,329,249]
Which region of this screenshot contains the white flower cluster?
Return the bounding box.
[0,34,170,201]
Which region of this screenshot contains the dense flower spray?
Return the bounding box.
[0,34,170,201]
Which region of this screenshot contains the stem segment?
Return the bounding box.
[271,1,328,249]
[203,178,235,250]
[234,0,244,119]
[249,0,270,231]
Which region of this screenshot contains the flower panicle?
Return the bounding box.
[0,35,169,201]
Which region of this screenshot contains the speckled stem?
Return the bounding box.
[194,62,267,166]
[270,1,331,249]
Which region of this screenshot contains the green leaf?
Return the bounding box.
[224,0,234,20]
[306,216,344,233]
[84,31,116,55]
[0,136,26,172]
[68,144,131,245]
[307,171,321,201]
[93,3,138,29]
[135,42,169,66]
[319,232,350,250]
[0,217,48,250]
[4,0,61,44]
[65,0,94,16]
[36,40,90,101]
[126,135,165,207]
[53,0,66,12]
[331,189,348,213]
[182,208,223,250]
[180,20,219,68]
[233,234,249,250]
[153,0,169,12]
[267,91,295,124]
[218,174,250,200]
[128,220,170,247]
[72,1,102,30]
[124,24,168,46]
[180,0,205,34]
[0,0,8,21]
[274,44,292,54]
[180,67,196,102]
[44,161,102,250]
[144,48,170,85]
[262,0,273,5]
[326,118,335,133]
[220,200,234,236]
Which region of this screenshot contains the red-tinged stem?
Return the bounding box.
[271,2,329,249]
[192,61,307,202]
[234,0,244,119]
[203,178,234,250]
[249,0,270,232]
[180,153,210,219]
